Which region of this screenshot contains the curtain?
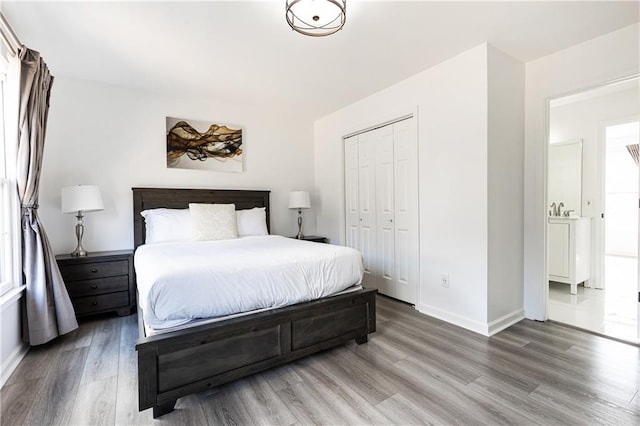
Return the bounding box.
[626,144,639,166]
[17,47,77,345]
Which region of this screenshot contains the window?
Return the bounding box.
[0,57,20,297]
[0,72,11,294]
[0,177,12,296]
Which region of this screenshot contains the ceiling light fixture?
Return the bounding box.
[286,0,346,37]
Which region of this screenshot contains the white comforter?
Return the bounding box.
[134,235,364,330]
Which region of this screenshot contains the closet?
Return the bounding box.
[344,117,418,304]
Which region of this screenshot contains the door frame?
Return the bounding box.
[542,74,640,322]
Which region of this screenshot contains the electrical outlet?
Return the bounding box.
[441,274,449,288]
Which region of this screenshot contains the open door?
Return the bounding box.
[603,121,639,341]
[634,142,640,340]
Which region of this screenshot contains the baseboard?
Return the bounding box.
[487,309,525,336]
[1,343,29,388]
[416,304,525,337]
[416,303,491,336]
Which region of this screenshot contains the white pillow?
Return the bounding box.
[140,208,190,243]
[189,203,238,241]
[236,207,269,236]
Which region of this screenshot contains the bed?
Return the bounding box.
[133,187,377,418]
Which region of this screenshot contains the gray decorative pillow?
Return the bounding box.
[189,203,238,241]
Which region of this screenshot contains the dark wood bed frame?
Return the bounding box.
[132,187,377,418]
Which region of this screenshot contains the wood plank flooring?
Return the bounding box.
[2,295,639,425]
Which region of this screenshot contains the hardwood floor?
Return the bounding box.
[2,295,639,425]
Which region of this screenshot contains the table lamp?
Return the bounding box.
[61,185,104,256]
[288,191,310,239]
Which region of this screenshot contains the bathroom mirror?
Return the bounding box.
[548,139,583,216]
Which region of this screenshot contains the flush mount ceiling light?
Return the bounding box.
[286,0,346,37]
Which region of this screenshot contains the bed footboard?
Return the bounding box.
[136,288,376,418]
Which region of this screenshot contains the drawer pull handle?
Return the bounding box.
[92,301,98,306]
[91,284,98,289]
[91,268,98,273]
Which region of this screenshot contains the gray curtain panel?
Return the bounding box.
[627,144,639,166]
[17,48,78,345]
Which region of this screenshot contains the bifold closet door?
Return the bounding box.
[344,117,417,303]
[344,136,360,252]
[375,125,396,297]
[345,133,376,289]
[391,119,418,304]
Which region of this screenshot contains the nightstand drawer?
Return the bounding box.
[72,291,130,316]
[65,276,129,298]
[60,260,129,281]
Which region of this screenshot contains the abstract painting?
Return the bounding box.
[166,117,243,172]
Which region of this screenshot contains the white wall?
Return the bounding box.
[315,44,524,334]
[550,85,639,288]
[40,77,316,254]
[1,292,28,387]
[416,46,489,332]
[524,23,640,320]
[487,46,525,329]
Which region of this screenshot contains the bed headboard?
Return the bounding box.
[132,187,271,250]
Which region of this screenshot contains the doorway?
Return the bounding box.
[546,77,640,343]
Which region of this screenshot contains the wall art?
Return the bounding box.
[166,117,243,172]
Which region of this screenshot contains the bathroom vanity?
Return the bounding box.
[548,216,591,294]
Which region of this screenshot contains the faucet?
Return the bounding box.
[558,202,564,217]
[550,202,557,216]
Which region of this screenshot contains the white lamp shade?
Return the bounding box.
[288,191,311,209]
[61,185,104,214]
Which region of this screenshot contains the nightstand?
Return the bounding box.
[56,250,135,318]
[292,235,329,243]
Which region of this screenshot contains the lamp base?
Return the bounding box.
[296,209,304,239]
[71,212,88,257]
[70,247,88,257]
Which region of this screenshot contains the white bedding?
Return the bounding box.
[134,235,364,331]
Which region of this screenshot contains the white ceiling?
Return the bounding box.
[4,1,639,119]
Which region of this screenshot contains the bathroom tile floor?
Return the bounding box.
[548,254,639,343]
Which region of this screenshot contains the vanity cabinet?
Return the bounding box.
[548,217,591,294]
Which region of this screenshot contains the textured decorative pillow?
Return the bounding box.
[236,207,269,236]
[140,208,191,243]
[189,203,238,241]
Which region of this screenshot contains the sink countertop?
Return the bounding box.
[548,216,589,221]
